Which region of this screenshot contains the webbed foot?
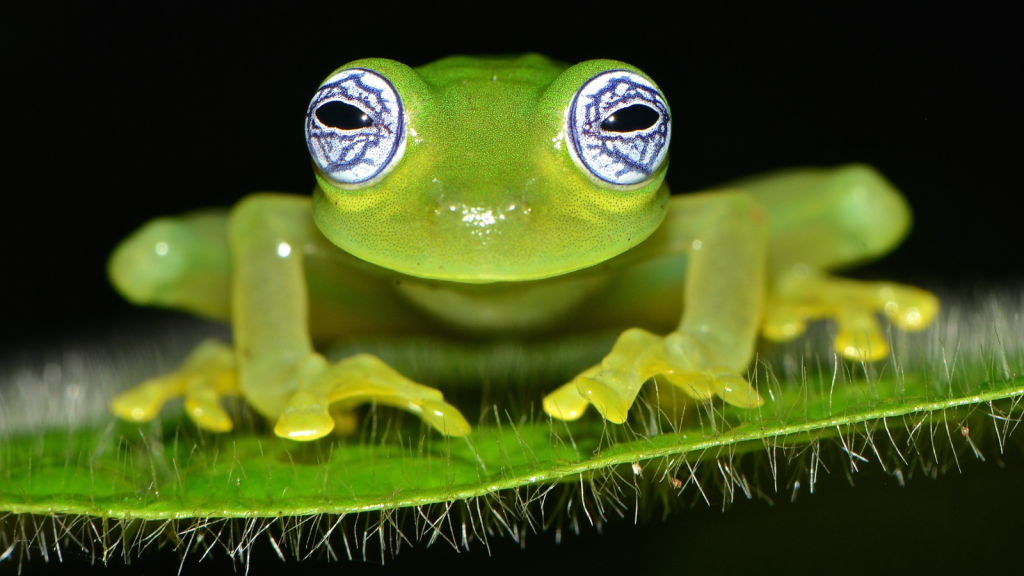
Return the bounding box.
[110,339,238,432]
[273,353,471,441]
[543,328,763,423]
[761,274,938,361]
[112,342,470,440]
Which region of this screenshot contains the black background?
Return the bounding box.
[2,1,1023,574]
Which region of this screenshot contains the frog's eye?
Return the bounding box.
[567,70,671,187]
[305,68,406,186]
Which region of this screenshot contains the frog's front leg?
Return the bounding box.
[229,194,469,439]
[739,164,939,360]
[545,192,768,422]
[113,194,469,440]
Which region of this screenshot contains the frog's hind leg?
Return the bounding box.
[107,210,231,321]
[761,276,938,360]
[108,210,243,432]
[738,163,939,361]
[110,339,239,432]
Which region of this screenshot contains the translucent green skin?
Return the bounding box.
[109,54,927,437]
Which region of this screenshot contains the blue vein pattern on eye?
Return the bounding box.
[571,73,669,183]
[305,70,403,182]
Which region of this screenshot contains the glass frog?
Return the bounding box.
[107,54,938,440]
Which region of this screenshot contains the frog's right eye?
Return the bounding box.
[305,68,406,186]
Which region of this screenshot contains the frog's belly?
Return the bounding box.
[392,251,689,337]
[305,248,688,341]
[393,274,612,335]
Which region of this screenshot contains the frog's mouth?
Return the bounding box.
[312,182,670,284]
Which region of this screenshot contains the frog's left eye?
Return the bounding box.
[567,70,671,187]
[305,68,406,186]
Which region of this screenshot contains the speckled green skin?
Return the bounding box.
[312,56,669,283]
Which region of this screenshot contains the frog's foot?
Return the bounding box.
[273,353,471,441]
[761,274,939,361]
[543,328,763,424]
[110,339,238,432]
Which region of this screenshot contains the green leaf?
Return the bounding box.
[1,323,1021,521]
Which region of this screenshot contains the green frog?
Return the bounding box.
[107,54,938,440]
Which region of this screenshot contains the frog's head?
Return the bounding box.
[307,54,671,283]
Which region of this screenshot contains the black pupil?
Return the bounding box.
[316,102,374,129]
[600,104,660,132]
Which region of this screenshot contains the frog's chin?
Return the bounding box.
[315,220,656,284]
[326,236,636,284]
[311,182,669,283]
[376,257,610,284]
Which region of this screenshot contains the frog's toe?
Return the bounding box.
[184,384,234,432]
[662,367,763,408]
[576,374,634,424]
[274,391,335,440]
[275,353,471,441]
[417,398,472,437]
[547,363,646,424]
[542,371,594,421]
[111,339,238,432]
[879,285,939,332]
[111,377,178,423]
[660,371,713,403]
[835,308,889,361]
[573,362,762,424]
[570,329,669,424]
[708,368,763,408]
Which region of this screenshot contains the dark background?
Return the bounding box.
[2,1,1022,574]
